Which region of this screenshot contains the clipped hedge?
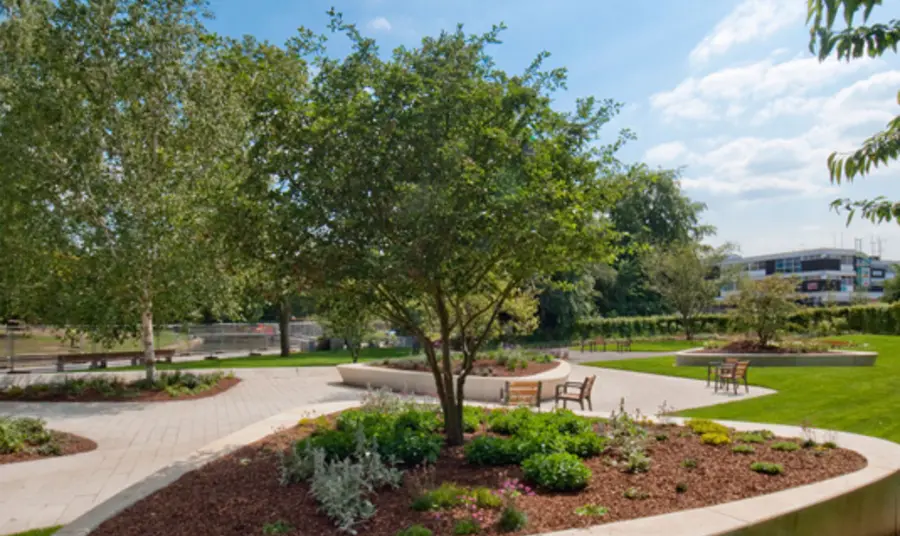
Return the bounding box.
[576,303,900,339]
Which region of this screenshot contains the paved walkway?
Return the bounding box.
[0,365,774,533]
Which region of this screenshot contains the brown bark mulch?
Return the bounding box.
[90,419,867,536]
[698,340,816,354]
[0,377,240,403]
[375,359,560,378]
[0,431,97,465]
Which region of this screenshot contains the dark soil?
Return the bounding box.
[0,377,240,403]
[374,359,560,378]
[0,431,97,465]
[699,340,821,354]
[90,419,867,536]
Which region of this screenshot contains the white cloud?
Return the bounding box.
[644,141,688,164]
[651,55,880,123]
[367,16,392,32]
[689,0,805,64]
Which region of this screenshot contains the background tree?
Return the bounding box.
[594,166,714,317]
[0,0,247,380]
[215,34,321,356]
[808,0,900,223]
[729,277,799,347]
[645,243,730,340]
[882,265,900,303]
[316,289,375,363]
[289,15,625,444]
[536,270,601,340]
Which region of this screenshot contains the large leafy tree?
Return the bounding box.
[289,15,625,444]
[0,0,246,379]
[594,166,713,317]
[644,243,731,340]
[808,0,900,223]
[214,35,321,356]
[729,276,799,347]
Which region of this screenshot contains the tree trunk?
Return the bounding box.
[278,296,291,357]
[444,400,464,446]
[347,339,359,363]
[141,307,156,383]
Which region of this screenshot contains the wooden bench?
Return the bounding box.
[580,337,607,352]
[500,381,542,408]
[56,349,176,372]
[717,360,750,394]
[615,339,632,352]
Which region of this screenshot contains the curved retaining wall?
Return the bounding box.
[55,402,900,536]
[675,348,878,367]
[336,361,571,402]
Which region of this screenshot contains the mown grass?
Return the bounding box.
[4,526,61,536]
[586,334,900,443]
[106,346,415,371]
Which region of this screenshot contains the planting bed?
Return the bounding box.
[88,403,866,536]
[0,371,239,402]
[0,417,97,465]
[373,358,560,378]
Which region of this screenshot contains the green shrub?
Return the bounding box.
[675,482,688,493]
[681,458,697,469]
[487,407,535,435]
[574,504,609,517]
[497,505,528,532]
[381,429,443,466]
[823,440,838,449]
[464,436,518,466]
[299,429,358,461]
[687,419,730,436]
[394,409,442,434]
[562,431,607,458]
[412,483,466,511]
[396,525,433,536]
[732,444,755,454]
[701,432,731,446]
[462,406,487,433]
[0,417,57,455]
[735,433,766,444]
[623,487,649,500]
[453,518,480,535]
[655,433,669,442]
[522,452,591,491]
[770,441,800,452]
[750,462,784,475]
[262,520,293,534]
[750,429,776,440]
[471,487,502,509]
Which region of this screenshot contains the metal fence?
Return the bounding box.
[1,321,325,370]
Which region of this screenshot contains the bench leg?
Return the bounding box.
[587,397,593,411]
[579,399,584,410]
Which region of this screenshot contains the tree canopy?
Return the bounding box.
[808,0,900,224]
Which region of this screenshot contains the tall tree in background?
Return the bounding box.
[808,0,900,223]
[215,35,321,356]
[0,0,247,380]
[289,15,625,444]
[594,166,713,317]
[645,243,731,340]
[316,289,375,363]
[730,276,799,347]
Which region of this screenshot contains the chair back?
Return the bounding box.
[580,375,596,397]
[735,361,750,378]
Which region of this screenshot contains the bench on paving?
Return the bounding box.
[500,380,543,408]
[56,349,176,372]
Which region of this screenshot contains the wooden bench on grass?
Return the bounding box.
[500,381,543,409]
[56,349,176,372]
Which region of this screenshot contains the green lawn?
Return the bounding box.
[586,334,900,443]
[4,527,61,536]
[105,346,415,371]
[572,339,701,353]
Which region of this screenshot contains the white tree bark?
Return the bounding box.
[141,306,156,382]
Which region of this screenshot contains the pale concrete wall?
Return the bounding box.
[675,349,877,367]
[337,360,571,402]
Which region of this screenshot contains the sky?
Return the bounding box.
[206,0,900,259]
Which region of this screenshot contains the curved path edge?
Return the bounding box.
[56,402,900,536]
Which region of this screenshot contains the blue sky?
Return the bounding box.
[207,0,900,259]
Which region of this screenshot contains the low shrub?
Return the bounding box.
[655,433,668,442]
[574,504,609,517]
[381,429,443,466]
[561,431,607,458]
[0,417,59,456]
[623,448,652,473]
[750,429,776,440]
[471,487,502,509]
[262,520,293,534]
[497,505,528,532]
[687,419,730,436]
[487,407,534,435]
[700,432,731,446]
[522,452,591,491]
[464,436,518,466]
[735,433,766,444]
[453,518,480,535]
[623,487,649,500]
[681,458,697,469]
[396,525,433,536]
[770,441,800,452]
[823,440,838,449]
[732,444,755,455]
[750,462,784,475]
[463,406,487,433]
[411,482,466,511]
[675,482,688,493]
